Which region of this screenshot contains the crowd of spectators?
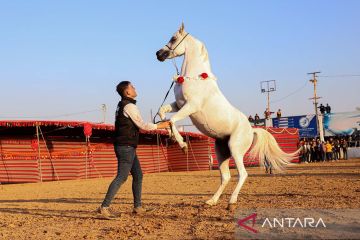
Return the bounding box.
[298,137,349,163]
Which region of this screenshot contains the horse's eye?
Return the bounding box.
[170,36,177,43]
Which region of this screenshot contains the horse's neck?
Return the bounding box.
[181,38,213,78]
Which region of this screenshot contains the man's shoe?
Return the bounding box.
[97,206,117,219]
[132,207,155,215]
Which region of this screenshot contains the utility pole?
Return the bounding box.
[307,71,323,141]
[260,80,276,127]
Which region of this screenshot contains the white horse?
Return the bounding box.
[156,23,297,209]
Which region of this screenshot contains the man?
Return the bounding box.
[318,104,325,115]
[254,113,260,122]
[325,104,331,114]
[264,156,272,174]
[98,81,171,219]
[248,115,254,123]
[341,139,348,160]
[276,109,282,119]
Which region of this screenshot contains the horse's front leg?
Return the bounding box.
[169,102,198,153]
[159,102,179,139]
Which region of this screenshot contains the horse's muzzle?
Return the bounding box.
[156,49,169,62]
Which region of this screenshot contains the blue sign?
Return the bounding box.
[273,115,317,138]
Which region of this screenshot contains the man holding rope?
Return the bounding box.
[98,81,171,219]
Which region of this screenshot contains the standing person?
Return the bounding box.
[276,109,282,119]
[333,138,340,160]
[341,139,348,160]
[298,140,305,163]
[318,104,326,115]
[305,140,311,163]
[316,139,324,162]
[325,140,333,161]
[325,104,331,114]
[264,156,272,174]
[310,139,317,162]
[321,141,326,162]
[98,81,171,219]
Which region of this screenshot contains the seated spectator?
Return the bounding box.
[248,115,254,122]
[254,113,260,122]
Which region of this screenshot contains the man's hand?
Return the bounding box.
[156,121,171,129]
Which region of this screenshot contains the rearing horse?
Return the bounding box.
[156,23,297,209]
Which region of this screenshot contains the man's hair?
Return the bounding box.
[116,81,131,98]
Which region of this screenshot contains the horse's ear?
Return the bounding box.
[179,22,185,34]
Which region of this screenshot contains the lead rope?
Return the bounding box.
[152,58,180,124]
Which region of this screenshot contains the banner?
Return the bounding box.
[323,110,360,136]
[272,115,317,138]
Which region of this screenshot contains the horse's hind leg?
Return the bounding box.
[228,127,253,209]
[205,138,231,206]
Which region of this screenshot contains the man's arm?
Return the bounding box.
[124,104,169,130]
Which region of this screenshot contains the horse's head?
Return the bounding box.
[156,23,188,62]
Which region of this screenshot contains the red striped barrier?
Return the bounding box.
[0,122,299,183]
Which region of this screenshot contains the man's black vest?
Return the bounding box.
[114,97,139,147]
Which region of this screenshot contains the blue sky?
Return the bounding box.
[0,0,359,126]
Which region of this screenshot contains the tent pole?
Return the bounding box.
[157,133,160,173]
[39,126,60,181]
[186,134,189,172]
[85,137,88,179]
[36,124,42,182]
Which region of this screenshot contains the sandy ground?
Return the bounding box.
[1,159,359,239]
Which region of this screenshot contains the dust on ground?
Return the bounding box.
[1,159,359,239]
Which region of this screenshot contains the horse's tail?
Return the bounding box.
[250,128,299,172]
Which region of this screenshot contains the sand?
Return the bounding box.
[1,159,359,239]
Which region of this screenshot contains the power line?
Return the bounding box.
[270,81,308,104]
[319,74,360,78]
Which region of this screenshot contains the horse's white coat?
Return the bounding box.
[157,24,298,207]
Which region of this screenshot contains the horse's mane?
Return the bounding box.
[191,36,210,69]
[200,44,209,62]
[188,34,209,63]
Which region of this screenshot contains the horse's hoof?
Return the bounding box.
[205,199,216,206]
[203,203,213,209]
[227,204,236,211]
[181,146,188,154]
